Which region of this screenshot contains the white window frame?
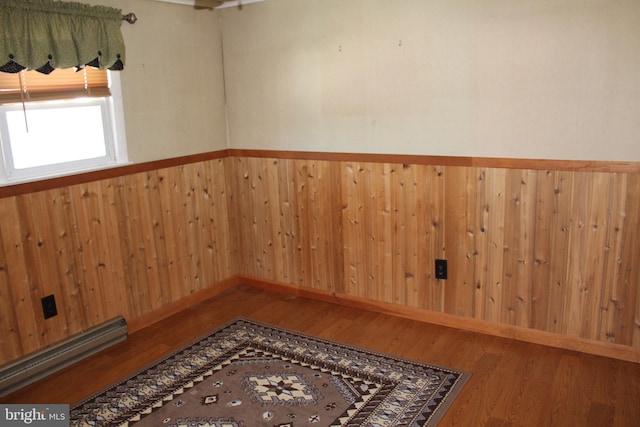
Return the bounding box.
[0,71,128,185]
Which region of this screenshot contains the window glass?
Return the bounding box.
[6,103,108,169]
[0,70,127,185]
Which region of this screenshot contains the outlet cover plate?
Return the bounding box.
[41,294,58,319]
[435,259,448,280]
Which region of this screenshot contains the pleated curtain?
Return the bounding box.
[0,0,125,74]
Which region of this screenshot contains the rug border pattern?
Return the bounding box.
[71,317,471,427]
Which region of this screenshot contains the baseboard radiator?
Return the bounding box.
[0,316,128,398]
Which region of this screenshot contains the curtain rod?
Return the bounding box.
[122,13,138,24]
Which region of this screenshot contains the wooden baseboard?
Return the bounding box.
[127,274,640,363]
[237,274,640,364]
[127,276,241,334]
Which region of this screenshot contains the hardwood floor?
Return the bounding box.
[2,285,639,426]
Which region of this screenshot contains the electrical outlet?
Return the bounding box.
[41,294,58,319]
[435,259,448,280]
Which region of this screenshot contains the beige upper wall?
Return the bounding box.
[86,0,228,162]
[220,0,640,161]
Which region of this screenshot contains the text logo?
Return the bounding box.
[1,405,69,426]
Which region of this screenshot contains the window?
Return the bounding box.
[0,67,128,185]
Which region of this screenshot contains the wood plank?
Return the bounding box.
[376,163,394,303]
[262,157,284,281]
[444,166,477,317]
[202,158,235,282]
[499,169,536,328]
[327,160,345,294]
[400,163,420,307]
[390,163,408,306]
[276,158,295,285]
[296,159,313,288]
[27,191,70,346]
[101,177,137,321]
[516,170,537,328]
[301,159,344,292]
[242,157,275,278]
[565,172,590,338]
[583,173,613,340]
[598,173,627,344]
[175,163,203,294]
[362,162,377,301]
[231,157,256,277]
[14,194,56,350]
[340,162,362,297]
[93,179,129,321]
[615,358,640,424]
[156,165,189,302]
[0,197,24,362]
[118,176,152,317]
[133,172,165,311]
[428,165,446,312]
[483,168,507,324]
[542,354,593,426]
[411,163,429,310]
[546,170,573,335]
[615,174,640,349]
[293,158,308,286]
[187,161,227,293]
[565,173,611,340]
[530,170,560,332]
[223,157,241,277]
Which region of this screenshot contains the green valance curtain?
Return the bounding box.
[0,0,125,74]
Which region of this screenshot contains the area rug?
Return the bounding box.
[71,318,470,427]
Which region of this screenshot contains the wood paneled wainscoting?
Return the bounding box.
[0,150,639,369]
[227,150,640,363]
[0,154,238,367]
